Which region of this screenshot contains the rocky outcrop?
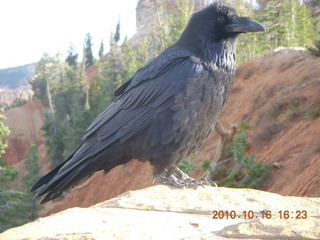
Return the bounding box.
[130,0,208,47]
[1,185,319,240]
[0,85,33,108]
[0,63,35,106]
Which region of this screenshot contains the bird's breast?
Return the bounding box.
[169,67,233,152]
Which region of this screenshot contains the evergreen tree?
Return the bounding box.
[0,143,42,232]
[99,40,104,59]
[30,53,59,105]
[21,144,41,220]
[254,0,314,50]
[0,159,25,232]
[305,0,320,22]
[296,2,314,46]
[114,18,121,43]
[255,1,284,50]
[147,0,195,57]
[65,43,78,67]
[0,111,27,232]
[0,112,10,157]
[305,0,319,41]
[32,54,65,166]
[0,110,12,193]
[121,37,146,80]
[90,33,125,114]
[32,51,93,167]
[22,144,40,191]
[84,33,94,68]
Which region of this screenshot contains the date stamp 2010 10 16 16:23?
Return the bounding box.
[212,210,308,220]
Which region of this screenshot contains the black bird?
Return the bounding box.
[32,1,265,203]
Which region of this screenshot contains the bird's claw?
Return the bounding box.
[199,178,218,187]
[153,167,218,188]
[180,177,218,187]
[154,175,217,189]
[154,175,203,188]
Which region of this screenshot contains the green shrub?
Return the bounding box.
[307,107,320,119]
[178,158,200,175]
[308,40,320,56]
[210,122,270,189]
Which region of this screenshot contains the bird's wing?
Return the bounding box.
[114,46,194,96]
[82,47,196,145]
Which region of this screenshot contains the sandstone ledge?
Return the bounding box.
[1,185,319,240]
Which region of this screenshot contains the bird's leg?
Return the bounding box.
[154,169,196,188]
[154,169,200,188]
[174,167,217,186]
[174,167,195,182]
[154,167,217,188]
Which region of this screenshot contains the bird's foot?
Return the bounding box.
[154,174,202,188]
[174,167,218,187]
[153,167,218,188]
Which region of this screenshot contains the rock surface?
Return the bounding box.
[1,185,319,240]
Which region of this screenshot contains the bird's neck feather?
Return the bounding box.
[201,38,237,72]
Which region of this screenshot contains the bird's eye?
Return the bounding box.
[217,16,226,24]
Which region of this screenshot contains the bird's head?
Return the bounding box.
[178,1,265,52]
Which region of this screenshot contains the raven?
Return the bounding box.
[32,1,265,203]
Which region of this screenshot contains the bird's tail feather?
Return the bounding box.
[31,146,100,203]
[41,162,94,203]
[31,149,128,203]
[31,147,80,193]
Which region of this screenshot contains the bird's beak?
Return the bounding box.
[226,16,266,33]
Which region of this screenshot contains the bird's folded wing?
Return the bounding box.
[83,51,199,146]
[114,47,193,97]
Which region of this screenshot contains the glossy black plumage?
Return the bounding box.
[32,1,265,203]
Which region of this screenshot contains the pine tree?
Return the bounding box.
[0,142,42,231]
[65,43,78,67]
[255,1,284,49]
[84,33,94,68]
[296,2,314,46]
[151,0,195,56]
[22,144,41,191]
[22,144,41,220]
[305,0,320,21]
[0,112,10,157]
[30,53,59,105]
[32,51,92,166]
[0,157,24,232]
[309,0,320,38]
[0,111,27,232]
[121,37,146,80]
[99,40,104,59]
[114,18,121,43]
[0,111,12,192]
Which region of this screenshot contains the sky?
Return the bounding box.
[0,0,139,69]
